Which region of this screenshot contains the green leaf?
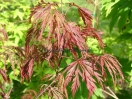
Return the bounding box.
[13,9,24,20]
[130,10,132,22]
[118,8,129,30]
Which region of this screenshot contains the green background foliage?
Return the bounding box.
[0,0,132,99]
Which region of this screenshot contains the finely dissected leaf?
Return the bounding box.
[63,53,123,98]
[100,54,124,83]
[39,78,65,99]
[81,28,104,48]
[83,69,96,99]
[64,59,102,98]
[63,61,78,89]
[58,74,68,99]
[22,90,37,99]
[26,3,52,53]
[82,60,103,86]
[0,46,25,78]
[20,58,34,80]
[71,68,80,97]
[81,60,102,99]
[64,22,88,51]
[48,87,64,99]
[78,7,93,28]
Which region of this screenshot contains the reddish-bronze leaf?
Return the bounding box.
[0,69,10,82]
[83,69,96,99]
[81,28,105,48]
[82,60,103,85]
[20,58,34,80]
[64,59,101,98]
[78,7,93,28]
[71,68,80,97]
[63,61,78,89]
[100,54,124,84]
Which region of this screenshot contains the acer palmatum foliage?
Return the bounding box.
[21,1,124,99]
[0,1,124,99]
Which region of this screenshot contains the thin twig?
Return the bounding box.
[61,0,63,14]
[64,6,71,16]
[7,87,13,96]
[92,0,99,28]
[107,87,118,99]
[5,87,13,99]
[101,89,118,99]
[35,80,56,99]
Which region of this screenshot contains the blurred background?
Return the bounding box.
[0,0,132,99]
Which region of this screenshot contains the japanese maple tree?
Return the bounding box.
[0,0,124,99]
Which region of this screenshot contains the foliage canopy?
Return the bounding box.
[0,0,129,99]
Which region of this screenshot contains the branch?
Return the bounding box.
[5,87,13,99]
[101,87,118,99]
[36,71,64,99]
[35,79,56,99]
[61,0,63,14]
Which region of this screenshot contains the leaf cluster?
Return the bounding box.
[0,0,124,99]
